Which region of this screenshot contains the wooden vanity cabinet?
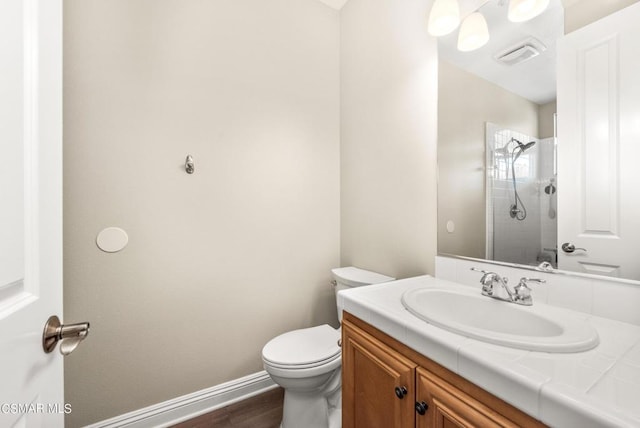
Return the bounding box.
[342,312,546,428]
[342,315,416,428]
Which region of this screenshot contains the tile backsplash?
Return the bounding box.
[436,256,640,326]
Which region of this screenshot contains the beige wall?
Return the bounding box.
[437,61,539,259]
[538,100,557,139]
[63,0,340,426]
[564,0,640,33]
[339,0,439,279]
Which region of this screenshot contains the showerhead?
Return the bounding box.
[510,138,536,152]
[511,139,536,163]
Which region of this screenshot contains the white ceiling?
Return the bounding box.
[438,0,564,105]
[314,0,349,10]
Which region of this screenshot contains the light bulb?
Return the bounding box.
[428,0,460,37]
[508,0,550,22]
[457,12,489,52]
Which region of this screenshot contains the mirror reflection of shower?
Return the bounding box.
[485,123,558,268]
[508,138,536,221]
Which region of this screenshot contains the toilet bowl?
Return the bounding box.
[262,267,394,428]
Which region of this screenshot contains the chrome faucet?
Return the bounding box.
[473,268,513,299]
[471,268,545,306]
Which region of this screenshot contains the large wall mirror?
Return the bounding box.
[437,0,640,283]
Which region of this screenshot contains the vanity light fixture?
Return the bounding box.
[428,0,461,36]
[428,0,550,53]
[508,0,550,22]
[457,12,490,52]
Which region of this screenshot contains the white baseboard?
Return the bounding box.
[84,371,277,428]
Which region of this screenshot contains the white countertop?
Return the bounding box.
[338,275,640,428]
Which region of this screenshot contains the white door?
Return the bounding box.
[557,2,640,279]
[0,0,64,426]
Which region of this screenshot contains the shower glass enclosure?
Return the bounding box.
[485,122,558,267]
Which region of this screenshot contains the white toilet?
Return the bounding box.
[262,267,394,428]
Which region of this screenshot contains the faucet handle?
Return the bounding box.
[519,277,546,284]
[514,277,545,305]
[471,268,508,283]
[471,268,510,297]
[514,282,532,303]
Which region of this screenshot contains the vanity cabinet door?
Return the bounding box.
[342,320,417,428]
[416,367,518,428]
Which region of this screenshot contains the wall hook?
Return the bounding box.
[185,155,195,174]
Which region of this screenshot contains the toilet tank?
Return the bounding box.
[332,267,394,322]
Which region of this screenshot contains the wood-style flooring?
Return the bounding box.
[171,387,284,428]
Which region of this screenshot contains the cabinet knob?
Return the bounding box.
[415,401,429,415]
[394,386,408,399]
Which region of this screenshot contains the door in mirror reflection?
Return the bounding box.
[557,3,640,280]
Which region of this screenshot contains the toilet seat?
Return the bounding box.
[262,324,340,370]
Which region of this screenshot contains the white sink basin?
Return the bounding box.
[401,287,599,353]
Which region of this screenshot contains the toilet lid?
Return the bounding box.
[262,324,341,368]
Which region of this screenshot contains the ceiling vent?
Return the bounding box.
[495,37,547,66]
